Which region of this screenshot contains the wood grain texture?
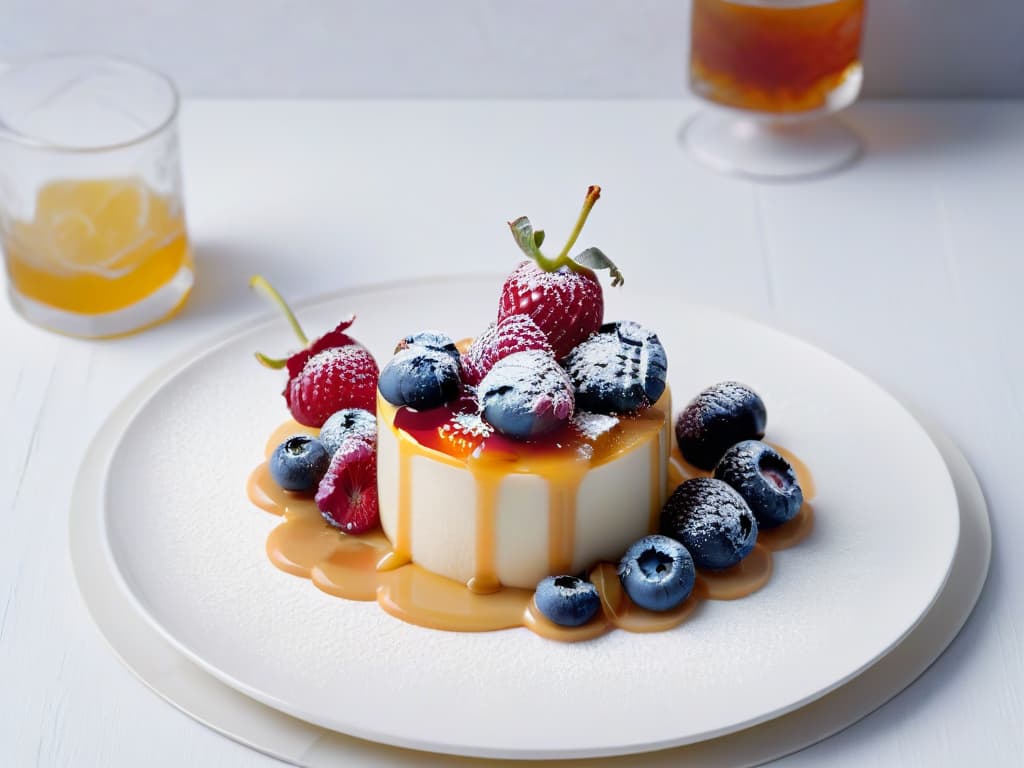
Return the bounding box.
[0,99,1020,767]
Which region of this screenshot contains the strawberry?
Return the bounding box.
[286,345,379,427]
[282,315,360,384]
[461,313,551,385]
[498,185,623,360]
[497,262,602,360]
[315,436,379,533]
[251,275,379,427]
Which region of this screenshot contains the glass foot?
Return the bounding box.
[682,111,863,181]
[8,263,194,339]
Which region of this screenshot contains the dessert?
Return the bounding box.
[374,187,670,590]
[246,186,817,642]
[375,371,671,590]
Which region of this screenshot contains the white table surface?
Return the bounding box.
[1,98,1021,767]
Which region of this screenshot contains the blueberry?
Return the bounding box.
[617,535,695,611]
[534,575,601,627]
[269,435,330,492]
[714,440,803,528]
[563,321,667,415]
[378,347,461,409]
[319,408,376,455]
[478,350,575,439]
[660,477,758,570]
[395,330,462,368]
[675,382,767,470]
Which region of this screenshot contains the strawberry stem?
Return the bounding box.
[554,185,601,266]
[254,351,288,369]
[508,186,603,275]
[250,274,309,346]
[250,274,310,368]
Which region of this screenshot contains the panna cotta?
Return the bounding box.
[375,390,672,590]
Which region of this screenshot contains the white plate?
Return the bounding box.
[101,276,960,759]
[71,363,991,768]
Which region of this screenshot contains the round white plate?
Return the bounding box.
[71,369,991,767]
[100,277,960,759]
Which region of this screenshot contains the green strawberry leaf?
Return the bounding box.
[508,216,559,270]
[574,247,624,287]
[509,216,542,260]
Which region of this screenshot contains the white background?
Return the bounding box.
[2,0,1024,98]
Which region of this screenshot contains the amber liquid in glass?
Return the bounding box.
[3,178,192,316]
[690,0,865,114]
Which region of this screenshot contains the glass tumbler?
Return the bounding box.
[0,53,193,338]
[683,0,866,180]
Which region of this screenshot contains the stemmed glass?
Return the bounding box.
[682,0,866,180]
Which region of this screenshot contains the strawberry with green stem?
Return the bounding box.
[498,185,624,359]
[251,275,379,427]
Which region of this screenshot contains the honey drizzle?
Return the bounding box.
[250,416,815,641]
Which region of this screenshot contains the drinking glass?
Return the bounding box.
[683,0,866,180]
[0,53,193,338]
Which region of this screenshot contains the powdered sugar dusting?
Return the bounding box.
[571,411,620,441]
[462,313,551,385]
[683,382,764,425]
[477,349,575,436]
[497,261,603,359]
[287,345,379,426]
[662,478,757,566]
[444,411,494,440]
[563,321,667,415]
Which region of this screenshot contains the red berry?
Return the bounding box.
[284,315,360,383]
[461,313,551,385]
[315,437,379,533]
[497,261,603,359]
[286,345,379,427]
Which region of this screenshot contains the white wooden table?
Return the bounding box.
[1,99,1020,767]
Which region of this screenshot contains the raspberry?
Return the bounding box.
[461,313,551,385]
[286,345,379,427]
[315,436,379,534]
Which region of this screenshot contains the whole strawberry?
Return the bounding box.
[251,276,379,427]
[286,345,379,426]
[498,185,623,360]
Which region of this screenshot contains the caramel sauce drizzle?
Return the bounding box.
[467,475,501,595]
[248,408,816,641]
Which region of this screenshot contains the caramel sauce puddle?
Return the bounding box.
[248,417,815,642]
